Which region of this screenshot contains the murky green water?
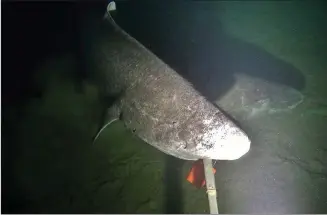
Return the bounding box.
[2,1,327,213]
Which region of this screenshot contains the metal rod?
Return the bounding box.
[203,159,219,214]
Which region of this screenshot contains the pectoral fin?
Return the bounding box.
[92,103,121,144]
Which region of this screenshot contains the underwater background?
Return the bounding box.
[2,1,327,213]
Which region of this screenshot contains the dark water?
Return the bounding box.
[2,0,327,213]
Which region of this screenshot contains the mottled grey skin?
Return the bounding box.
[86,3,251,160]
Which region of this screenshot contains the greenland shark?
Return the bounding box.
[80,1,251,160]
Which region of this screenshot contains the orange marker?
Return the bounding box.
[186,159,216,188]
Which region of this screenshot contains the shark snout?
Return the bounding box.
[221,130,251,160]
[202,126,251,161]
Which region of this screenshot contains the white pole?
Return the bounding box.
[203,159,219,214]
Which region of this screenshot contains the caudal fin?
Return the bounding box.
[103,1,116,20]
